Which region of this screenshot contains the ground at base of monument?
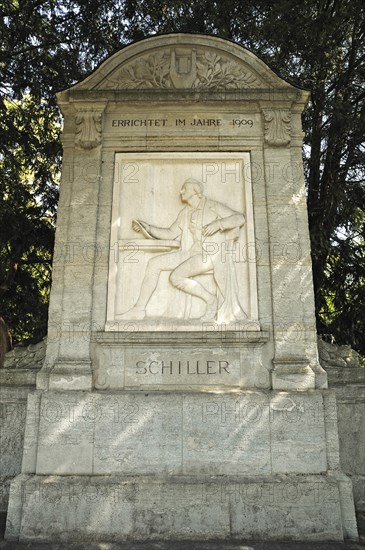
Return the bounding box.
[1,513,364,550]
[0,539,364,550]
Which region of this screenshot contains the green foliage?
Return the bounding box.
[320,224,365,352]
[0,96,59,343]
[118,0,365,354]
[0,0,364,351]
[0,0,127,344]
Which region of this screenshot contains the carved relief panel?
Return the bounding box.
[96,47,268,90]
[106,153,259,332]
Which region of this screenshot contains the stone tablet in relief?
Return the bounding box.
[121,179,246,322]
[106,153,259,330]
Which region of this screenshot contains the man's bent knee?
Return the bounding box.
[169,269,186,289]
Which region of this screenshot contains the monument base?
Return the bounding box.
[4,388,359,542]
[6,473,357,542]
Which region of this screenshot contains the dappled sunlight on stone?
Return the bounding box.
[4,32,358,544]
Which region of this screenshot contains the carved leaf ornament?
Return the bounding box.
[195,52,259,89]
[75,110,102,149]
[118,52,171,89]
[100,49,265,90]
[263,110,291,146]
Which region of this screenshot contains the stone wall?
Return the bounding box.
[318,338,365,513]
[0,339,46,511]
[1,337,364,514]
[318,338,363,380]
[2,339,46,372]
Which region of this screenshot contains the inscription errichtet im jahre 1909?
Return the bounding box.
[111,117,254,128]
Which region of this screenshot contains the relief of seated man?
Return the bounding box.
[120,178,247,323]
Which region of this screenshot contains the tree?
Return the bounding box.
[1,0,364,352]
[0,0,126,344]
[0,95,58,343]
[254,1,365,353]
[120,0,365,354]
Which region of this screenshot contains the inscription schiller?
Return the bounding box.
[123,349,241,387]
[135,360,231,375]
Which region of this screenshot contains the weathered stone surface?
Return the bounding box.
[20,392,41,475]
[0,384,31,512]
[319,337,364,388]
[7,474,346,542]
[0,369,37,386]
[16,390,331,478]
[92,331,271,390]
[334,385,365,512]
[319,337,365,514]
[4,33,359,543]
[1,332,363,536]
[0,317,12,369]
[25,32,327,391]
[119,348,240,388]
[2,338,358,506]
[2,339,46,370]
[105,152,258,331]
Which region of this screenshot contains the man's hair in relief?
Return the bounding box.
[184,178,204,198]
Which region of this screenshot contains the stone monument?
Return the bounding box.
[5,34,358,542]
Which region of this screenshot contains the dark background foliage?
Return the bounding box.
[1,0,364,352]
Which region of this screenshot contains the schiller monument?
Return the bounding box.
[5,34,358,543]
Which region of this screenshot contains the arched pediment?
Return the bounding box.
[70,34,296,92]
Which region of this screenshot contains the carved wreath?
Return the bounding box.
[195,52,259,89]
[117,52,171,89]
[102,51,263,90]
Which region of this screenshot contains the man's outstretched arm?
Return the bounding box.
[132,215,182,240]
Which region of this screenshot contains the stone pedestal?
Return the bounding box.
[5,33,357,542]
[5,474,355,542]
[5,389,358,541]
